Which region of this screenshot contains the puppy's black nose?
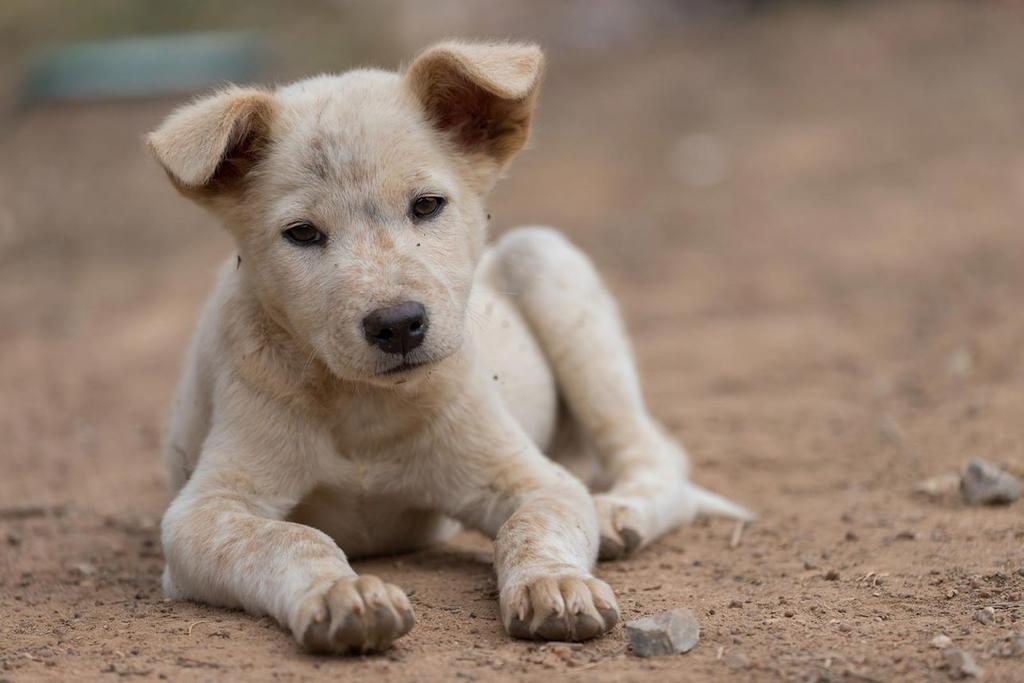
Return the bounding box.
[362,302,428,354]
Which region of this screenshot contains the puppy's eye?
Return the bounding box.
[283,222,326,247]
[411,195,445,220]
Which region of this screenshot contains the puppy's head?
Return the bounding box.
[147,41,544,386]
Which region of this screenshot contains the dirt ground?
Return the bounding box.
[3,2,1024,681]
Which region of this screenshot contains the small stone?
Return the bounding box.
[973,607,995,625]
[931,634,953,649]
[5,531,21,546]
[999,632,1024,657]
[723,652,750,670]
[626,608,700,657]
[960,459,1021,505]
[72,562,97,577]
[546,644,574,663]
[943,648,982,679]
[915,473,961,498]
[824,569,840,581]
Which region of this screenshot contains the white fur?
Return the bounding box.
[148,41,747,654]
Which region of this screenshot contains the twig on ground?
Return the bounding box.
[730,520,746,549]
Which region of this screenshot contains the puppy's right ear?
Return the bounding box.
[145,86,275,195]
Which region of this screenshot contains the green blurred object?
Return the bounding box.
[23,31,266,104]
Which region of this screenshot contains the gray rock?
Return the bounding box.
[943,648,983,679]
[960,459,1021,506]
[995,632,1024,658]
[1009,633,1024,657]
[626,608,700,657]
[973,607,995,625]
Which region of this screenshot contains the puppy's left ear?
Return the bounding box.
[405,41,544,182]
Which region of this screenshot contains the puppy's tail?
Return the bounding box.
[690,482,755,522]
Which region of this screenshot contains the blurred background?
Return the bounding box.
[2,1,1024,680]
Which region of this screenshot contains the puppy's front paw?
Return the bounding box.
[501,574,619,642]
[594,493,647,560]
[295,575,415,654]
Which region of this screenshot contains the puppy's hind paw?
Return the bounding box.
[295,575,415,655]
[594,494,647,561]
[502,574,619,642]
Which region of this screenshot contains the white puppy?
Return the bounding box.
[147,41,748,654]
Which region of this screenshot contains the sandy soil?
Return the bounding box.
[3,2,1024,681]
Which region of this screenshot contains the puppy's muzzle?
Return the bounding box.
[362,302,428,355]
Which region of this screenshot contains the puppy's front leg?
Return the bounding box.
[427,388,620,641]
[494,479,620,641]
[162,411,413,654]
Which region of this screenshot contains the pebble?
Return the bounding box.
[943,648,982,679]
[723,652,750,670]
[931,634,953,649]
[997,632,1024,658]
[72,562,97,577]
[626,608,700,657]
[914,473,961,498]
[960,459,1021,505]
[973,607,995,625]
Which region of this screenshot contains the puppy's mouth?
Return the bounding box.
[380,359,431,376]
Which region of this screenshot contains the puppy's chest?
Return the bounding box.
[319,405,432,498]
[315,450,411,499]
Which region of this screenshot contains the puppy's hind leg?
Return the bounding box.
[494,227,751,560]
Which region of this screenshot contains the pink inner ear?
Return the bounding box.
[430,78,500,151]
